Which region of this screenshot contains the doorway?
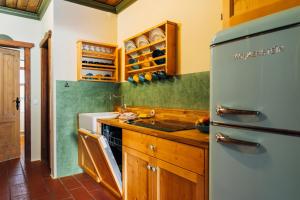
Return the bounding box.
[0,39,33,162]
[40,31,52,170]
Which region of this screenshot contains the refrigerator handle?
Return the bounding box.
[216,133,260,147]
[216,105,261,116]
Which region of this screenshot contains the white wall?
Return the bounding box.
[117,0,222,80]
[51,0,117,178]
[0,12,42,161]
[53,0,117,81]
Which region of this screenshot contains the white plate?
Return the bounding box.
[125,40,139,58]
[135,35,151,54]
[149,28,166,49]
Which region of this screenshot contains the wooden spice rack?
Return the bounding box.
[77,40,119,82]
[124,21,177,80]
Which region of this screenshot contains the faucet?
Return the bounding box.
[111,94,127,113]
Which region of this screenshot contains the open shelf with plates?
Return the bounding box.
[77,40,119,82]
[124,21,177,83]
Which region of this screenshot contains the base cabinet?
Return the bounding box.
[123,147,152,200]
[154,160,205,200]
[123,146,205,200]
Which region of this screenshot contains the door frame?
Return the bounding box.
[0,39,34,161]
[40,30,52,169]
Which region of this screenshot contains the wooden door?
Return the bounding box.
[41,35,51,169]
[223,0,300,28]
[0,48,20,162]
[78,130,122,198]
[153,159,205,200]
[123,146,153,200]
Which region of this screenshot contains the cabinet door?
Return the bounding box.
[223,0,300,28]
[123,146,154,200]
[153,159,205,200]
[78,130,122,198]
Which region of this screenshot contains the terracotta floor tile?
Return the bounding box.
[69,187,94,200]
[10,174,26,185]
[90,188,119,200]
[43,177,72,199]
[10,183,30,197]
[0,158,113,200]
[60,176,82,190]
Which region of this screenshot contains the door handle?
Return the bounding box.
[13,97,21,111]
[216,105,260,116]
[216,133,260,147]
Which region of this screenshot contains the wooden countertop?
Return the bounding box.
[98,118,209,149]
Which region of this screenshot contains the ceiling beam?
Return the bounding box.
[0,0,51,20]
[65,0,116,13]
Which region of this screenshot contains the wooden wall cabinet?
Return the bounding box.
[77,40,119,82]
[122,130,208,200]
[124,21,177,81]
[223,0,300,28]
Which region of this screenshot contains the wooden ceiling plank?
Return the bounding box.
[26,0,41,12]
[6,0,18,8]
[95,0,122,6]
[17,0,29,10]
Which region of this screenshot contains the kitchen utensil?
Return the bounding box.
[125,40,139,58]
[133,74,139,83]
[149,28,166,49]
[136,35,150,54]
[152,49,166,65]
[145,72,152,81]
[139,74,146,82]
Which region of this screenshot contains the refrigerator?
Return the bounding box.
[210,6,300,200]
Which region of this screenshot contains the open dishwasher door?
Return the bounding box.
[78,129,122,198]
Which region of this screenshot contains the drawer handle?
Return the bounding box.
[148,144,156,151]
[216,133,260,147]
[216,105,260,116]
[146,165,157,172]
[147,165,152,170]
[84,135,88,139]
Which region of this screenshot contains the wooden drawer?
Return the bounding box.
[123,129,157,157]
[155,137,205,175]
[123,129,205,175]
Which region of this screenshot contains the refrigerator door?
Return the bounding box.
[211,25,300,132]
[210,125,300,200]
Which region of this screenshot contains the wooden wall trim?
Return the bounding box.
[24,48,31,161]
[0,39,34,49]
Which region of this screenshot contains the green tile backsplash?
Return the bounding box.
[120,71,210,110]
[56,71,209,177]
[56,80,120,177]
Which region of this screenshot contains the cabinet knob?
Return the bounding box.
[84,135,88,139]
[147,165,152,170]
[148,144,156,151]
[151,166,157,172]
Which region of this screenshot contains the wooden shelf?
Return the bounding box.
[82,67,116,72]
[128,64,166,74]
[77,40,119,82]
[82,50,115,60]
[125,55,166,68]
[82,63,116,69]
[125,39,166,55]
[124,21,177,81]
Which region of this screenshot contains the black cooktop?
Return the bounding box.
[128,119,195,132]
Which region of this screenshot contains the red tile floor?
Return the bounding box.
[0,136,119,200]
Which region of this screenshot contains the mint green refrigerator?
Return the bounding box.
[210,6,300,200]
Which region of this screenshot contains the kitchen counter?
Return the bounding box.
[98,118,209,148]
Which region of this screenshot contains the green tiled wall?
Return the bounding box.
[120,71,210,110]
[56,71,209,177]
[56,80,120,177]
